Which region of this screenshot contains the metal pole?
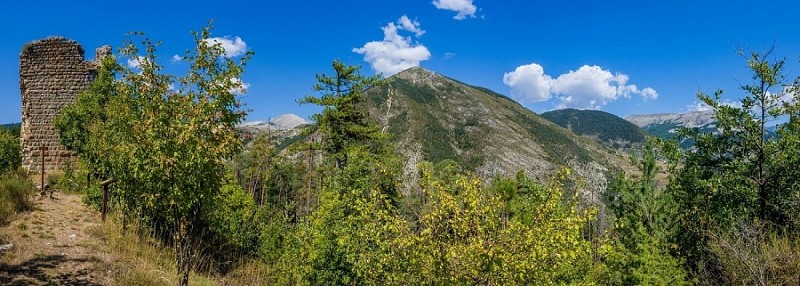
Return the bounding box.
[39,145,46,197]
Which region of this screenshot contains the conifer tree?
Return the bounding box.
[299,59,384,169]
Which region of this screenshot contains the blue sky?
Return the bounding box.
[2,0,800,124]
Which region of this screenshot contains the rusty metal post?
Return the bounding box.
[102,184,108,221]
[39,145,46,196]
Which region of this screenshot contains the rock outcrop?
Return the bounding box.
[625,111,715,129]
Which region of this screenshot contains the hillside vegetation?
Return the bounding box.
[364,67,628,204]
[541,108,647,148]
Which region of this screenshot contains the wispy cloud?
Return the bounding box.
[433,0,478,20]
[398,15,425,37]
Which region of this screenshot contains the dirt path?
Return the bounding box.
[0,193,113,285]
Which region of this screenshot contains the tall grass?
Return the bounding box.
[0,170,35,225]
[89,213,273,285]
[89,215,221,285]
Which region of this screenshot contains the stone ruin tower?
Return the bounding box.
[19,37,111,172]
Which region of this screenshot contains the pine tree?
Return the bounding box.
[299,59,384,169]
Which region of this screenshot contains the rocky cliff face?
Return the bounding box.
[625,111,716,129]
[625,111,717,147]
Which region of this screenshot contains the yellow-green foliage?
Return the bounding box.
[408,165,593,285]
[280,153,594,285]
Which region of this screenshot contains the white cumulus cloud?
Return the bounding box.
[171,54,182,62]
[229,77,250,95]
[204,36,248,57]
[641,87,658,99]
[503,63,552,103]
[685,102,714,112]
[353,16,431,77]
[685,99,742,112]
[503,63,657,109]
[433,0,478,20]
[126,56,143,69]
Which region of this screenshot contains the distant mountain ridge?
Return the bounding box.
[625,111,716,129]
[625,111,717,147]
[1,123,20,129]
[541,109,646,149]
[238,114,309,132]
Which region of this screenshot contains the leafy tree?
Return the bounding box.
[669,49,800,280]
[678,50,795,225]
[56,24,251,286]
[55,56,119,167]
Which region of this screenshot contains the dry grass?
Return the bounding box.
[88,214,277,285]
[87,216,219,286]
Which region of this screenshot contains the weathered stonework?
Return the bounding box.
[19,37,110,171]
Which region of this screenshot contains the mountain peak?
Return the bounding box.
[271,114,309,130]
[365,68,624,200]
[392,66,442,82]
[238,113,309,131]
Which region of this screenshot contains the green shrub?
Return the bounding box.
[0,171,35,224]
[47,160,85,195]
[83,184,104,210]
[0,129,21,173]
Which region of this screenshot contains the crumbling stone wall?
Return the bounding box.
[19,37,110,171]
